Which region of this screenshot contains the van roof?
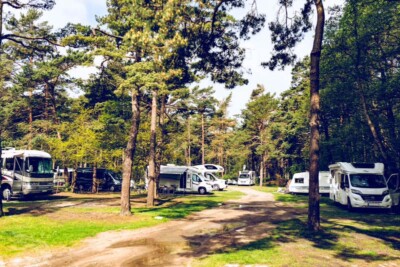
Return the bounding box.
[328,162,384,174]
[1,149,51,158]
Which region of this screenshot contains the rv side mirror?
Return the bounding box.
[27,165,33,172]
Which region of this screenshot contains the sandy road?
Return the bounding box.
[9,186,302,267]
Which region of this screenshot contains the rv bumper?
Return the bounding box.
[350,194,392,209]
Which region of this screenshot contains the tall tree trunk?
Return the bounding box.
[120,90,141,216]
[71,162,78,193]
[147,90,158,207]
[0,129,4,217]
[201,113,205,165]
[188,117,191,166]
[28,87,33,149]
[92,163,97,193]
[155,95,166,199]
[259,153,265,187]
[308,0,325,231]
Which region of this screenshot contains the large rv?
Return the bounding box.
[237,170,256,186]
[1,148,54,200]
[147,165,213,194]
[329,162,392,210]
[288,171,330,194]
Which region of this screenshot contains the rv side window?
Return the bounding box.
[192,174,202,183]
[5,158,13,170]
[387,174,399,190]
[294,178,304,184]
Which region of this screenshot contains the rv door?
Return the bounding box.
[387,174,399,207]
[338,174,348,204]
[186,171,192,190]
[12,156,24,193]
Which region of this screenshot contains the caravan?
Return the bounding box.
[1,148,54,200]
[148,165,213,194]
[329,162,391,210]
[288,171,330,194]
[237,170,256,186]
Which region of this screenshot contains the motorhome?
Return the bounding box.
[74,168,122,192]
[195,169,227,191]
[329,162,391,210]
[288,171,330,194]
[148,165,213,194]
[1,148,54,200]
[237,170,256,186]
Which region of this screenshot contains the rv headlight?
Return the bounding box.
[351,189,362,195]
[382,190,389,196]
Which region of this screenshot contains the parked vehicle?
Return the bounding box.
[1,148,54,200]
[147,165,213,194]
[329,162,391,210]
[227,179,238,185]
[53,167,74,188]
[288,171,330,194]
[387,173,400,211]
[196,170,227,191]
[238,170,256,186]
[75,168,122,192]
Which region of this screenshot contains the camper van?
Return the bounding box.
[329,162,392,210]
[74,168,122,192]
[288,171,330,194]
[1,148,54,200]
[237,170,256,186]
[148,165,213,194]
[195,170,227,191]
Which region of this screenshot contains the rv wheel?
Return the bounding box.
[2,187,12,201]
[347,198,354,211]
[198,187,207,195]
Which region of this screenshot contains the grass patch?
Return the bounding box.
[0,190,243,259]
[195,187,400,267]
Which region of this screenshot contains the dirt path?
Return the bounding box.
[12,187,303,267]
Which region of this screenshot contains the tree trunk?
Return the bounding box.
[0,130,4,217]
[71,163,78,193]
[201,113,205,165]
[120,90,141,216]
[188,117,191,166]
[147,90,158,207]
[308,0,325,232]
[259,153,265,187]
[155,95,166,199]
[92,163,97,193]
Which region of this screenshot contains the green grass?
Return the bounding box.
[0,190,243,259]
[194,186,400,267]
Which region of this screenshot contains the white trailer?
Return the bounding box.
[147,165,213,194]
[1,148,54,200]
[288,171,330,194]
[329,162,391,210]
[237,170,256,186]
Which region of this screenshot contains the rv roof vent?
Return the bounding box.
[351,163,376,169]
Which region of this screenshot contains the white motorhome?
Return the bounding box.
[329,162,391,210]
[147,165,213,194]
[237,170,256,186]
[288,171,330,194]
[1,148,54,200]
[196,170,227,191]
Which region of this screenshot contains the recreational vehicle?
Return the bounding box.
[329,162,391,210]
[1,148,54,200]
[288,171,330,194]
[237,170,256,186]
[148,165,213,194]
[74,168,122,192]
[194,169,227,191]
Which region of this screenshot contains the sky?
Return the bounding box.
[34,0,344,117]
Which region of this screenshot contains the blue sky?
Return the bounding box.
[39,0,344,117]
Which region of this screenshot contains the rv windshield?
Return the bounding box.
[239,174,249,178]
[349,174,387,188]
[26,157,53,177]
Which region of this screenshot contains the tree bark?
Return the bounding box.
[147,90,158,207]
[0,129,4,217]
[92,163,97,193]
[201,113,205,165]
[308,0,325,232]
[188,117,191,166]
[120,90,141,216]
